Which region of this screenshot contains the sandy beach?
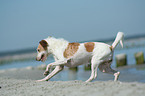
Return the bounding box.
[0,65,145,96]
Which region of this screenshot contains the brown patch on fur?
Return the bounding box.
[64,43,80,58]
[39,40,48,50]
[84,42,95,52]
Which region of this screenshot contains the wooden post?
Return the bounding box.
[115,53,127,67]
[84,64,91,71]
[134,52,144,64]
[69,67,78,71]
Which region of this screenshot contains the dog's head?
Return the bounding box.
[36,40,49,62]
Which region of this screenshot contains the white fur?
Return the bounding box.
[37,32,124,82]
[112,32,124,49]
[44,37,69,61]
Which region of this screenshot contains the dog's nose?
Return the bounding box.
[36,57,41,61]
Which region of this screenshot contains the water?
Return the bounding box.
[0,57,54,69]
[0,42,145,82]
[0,39,145,69]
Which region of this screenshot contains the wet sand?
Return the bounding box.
[0,65,145,96]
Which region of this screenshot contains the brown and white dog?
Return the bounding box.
[36,32,124,82]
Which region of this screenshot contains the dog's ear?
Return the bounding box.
[39,40,48,50]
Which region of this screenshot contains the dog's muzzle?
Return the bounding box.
[36,54,45,61]
[36,57,41,61]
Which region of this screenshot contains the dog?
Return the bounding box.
[36,32,124,82]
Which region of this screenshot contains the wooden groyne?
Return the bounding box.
[134,52,144,64]
[115,53,127,67]
[115,51,145,67]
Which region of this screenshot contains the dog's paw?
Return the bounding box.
[114,72,120,81]
[36,79,45,82]
[43,71,49,76]
[36,80,43,82]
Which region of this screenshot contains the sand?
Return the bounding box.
[1,78,145,96]
[0,65,145,96]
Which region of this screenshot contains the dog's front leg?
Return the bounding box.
[37,65,64,82]
[37,60,68,82]
[43,60,68,76]
[43,64,52,76]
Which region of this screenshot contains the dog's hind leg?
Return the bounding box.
[86,57,102,82]
[98,60,120,81]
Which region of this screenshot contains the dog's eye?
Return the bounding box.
[37,49,40,52]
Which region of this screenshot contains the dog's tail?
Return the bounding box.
[111,32,124,50]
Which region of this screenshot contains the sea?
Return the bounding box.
[0,37,145,82]
[0,37,145,69]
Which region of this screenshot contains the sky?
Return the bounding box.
[0,0,145,52]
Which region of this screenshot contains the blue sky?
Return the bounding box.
[0,0,145,52]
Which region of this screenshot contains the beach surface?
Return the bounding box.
[0,65,145,96]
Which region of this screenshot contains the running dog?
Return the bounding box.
[36,32,124,82]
